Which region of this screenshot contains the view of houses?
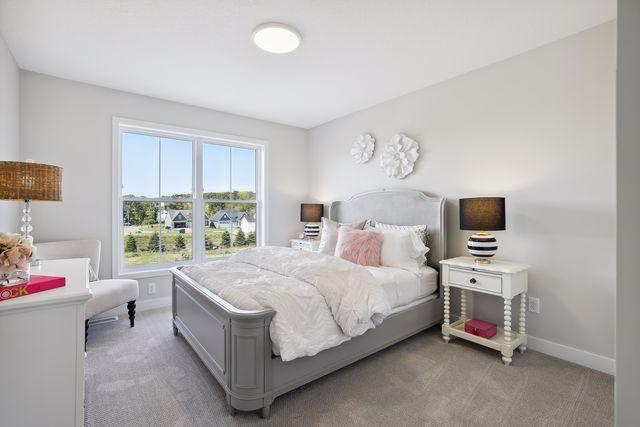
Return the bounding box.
[164,209,256,234]
[123,203,257,267]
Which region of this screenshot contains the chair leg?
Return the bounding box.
[127,300,136,327]
[85,319,89,351]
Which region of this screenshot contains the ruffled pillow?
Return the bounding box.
[372,222,428,246]
[334,228,382,267]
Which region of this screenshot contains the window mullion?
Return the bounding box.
[228,146,232,199]
[158,138,163,262]
[194,139,204,263]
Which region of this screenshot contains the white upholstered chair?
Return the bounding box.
[35,239,139,346]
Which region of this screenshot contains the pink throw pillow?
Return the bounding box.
[334,228,382,267]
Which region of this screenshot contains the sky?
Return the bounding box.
[122,132,256,198]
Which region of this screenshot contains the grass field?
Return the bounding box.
[124,225,255,267]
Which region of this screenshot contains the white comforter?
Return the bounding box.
[181,246,390,361]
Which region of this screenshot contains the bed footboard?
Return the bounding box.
[172,265,443,419]
[171,267,276,415]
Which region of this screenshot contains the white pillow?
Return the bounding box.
[318,217,367,254]
[378,229,429,274]
[374,222,428,245]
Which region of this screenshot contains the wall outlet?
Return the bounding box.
[528,296,540,314]
[148,282,157,295]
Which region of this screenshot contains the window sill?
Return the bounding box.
[115,256,233,280]
[115,268,173,280]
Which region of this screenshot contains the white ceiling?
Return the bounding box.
[0,0,615,129]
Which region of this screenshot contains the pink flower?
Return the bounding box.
[0,232,35,275]
[0,232,21,249]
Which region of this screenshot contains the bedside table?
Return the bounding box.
[440,256,529,365]
[290,239,320,252]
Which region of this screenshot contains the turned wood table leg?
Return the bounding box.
[502,298,513,365]
[460,289,467,322]
[519,292,527,353]
[442,284,451,343]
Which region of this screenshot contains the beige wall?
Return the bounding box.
[19,71,308,301]
[616,1,639,424]
[0,32,19,232]
[308,23,616,361]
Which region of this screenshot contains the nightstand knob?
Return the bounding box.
[469,278,477,284]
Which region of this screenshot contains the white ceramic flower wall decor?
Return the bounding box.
[350,133,375,164]
[380,133,420,179]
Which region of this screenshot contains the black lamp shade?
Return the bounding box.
[459,197,505,231]
[300,203,324,223]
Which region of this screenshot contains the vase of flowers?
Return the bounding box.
[0,232,36,286]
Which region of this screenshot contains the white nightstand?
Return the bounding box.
[290,239,320,252]
[440,256,529,365]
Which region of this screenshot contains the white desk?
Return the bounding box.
[0,258,91,427]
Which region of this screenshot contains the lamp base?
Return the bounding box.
[467,232,497,262]
[20,200,33,241]
[303,223,320,240]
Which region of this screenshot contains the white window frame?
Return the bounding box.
[112,117,268,278]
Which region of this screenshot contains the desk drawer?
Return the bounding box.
[449,268,502,294]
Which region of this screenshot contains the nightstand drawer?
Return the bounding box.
[291,241,306,250]
[449,268,502,294]
[290,239,320,252]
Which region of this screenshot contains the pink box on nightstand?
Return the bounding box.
[464,319,497,339]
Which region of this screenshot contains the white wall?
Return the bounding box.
[616,1,639,424]
[19,71,308,301]
[308,23,616,363]
[0,32,19,232]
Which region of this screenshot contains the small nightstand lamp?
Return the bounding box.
[459,197,505,264]
[300,203,323,239]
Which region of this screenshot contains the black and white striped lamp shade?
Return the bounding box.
[304,223,321,239]
[467,232,498,259]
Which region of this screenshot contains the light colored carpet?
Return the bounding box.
[85,307,613,426]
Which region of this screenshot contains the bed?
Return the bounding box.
[171,188,446,417]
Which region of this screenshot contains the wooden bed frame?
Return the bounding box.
[171,189,446,418]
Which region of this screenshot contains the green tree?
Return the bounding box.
[235,229,246,246]
[246,231,256,246]
[175,234,186,250]
[164,198,191,210]
[205,235,214,250]
[125,234,137,252]
[220,230,231,248]
[124,200,159,226]
[148,232,161,252]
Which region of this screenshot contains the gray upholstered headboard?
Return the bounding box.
[330,189,446,269]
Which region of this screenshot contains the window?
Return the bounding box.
[113,118,266,277]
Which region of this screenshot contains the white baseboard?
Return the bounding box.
[94,296,172,319]
[527,335,615,375]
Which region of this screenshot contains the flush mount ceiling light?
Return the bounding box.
[252,23,301,54]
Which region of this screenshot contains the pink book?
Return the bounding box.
[0,275,66,302]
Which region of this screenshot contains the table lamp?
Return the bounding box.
[300,203,323,239]
[0,160,63,241]
[459,197,505,264]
